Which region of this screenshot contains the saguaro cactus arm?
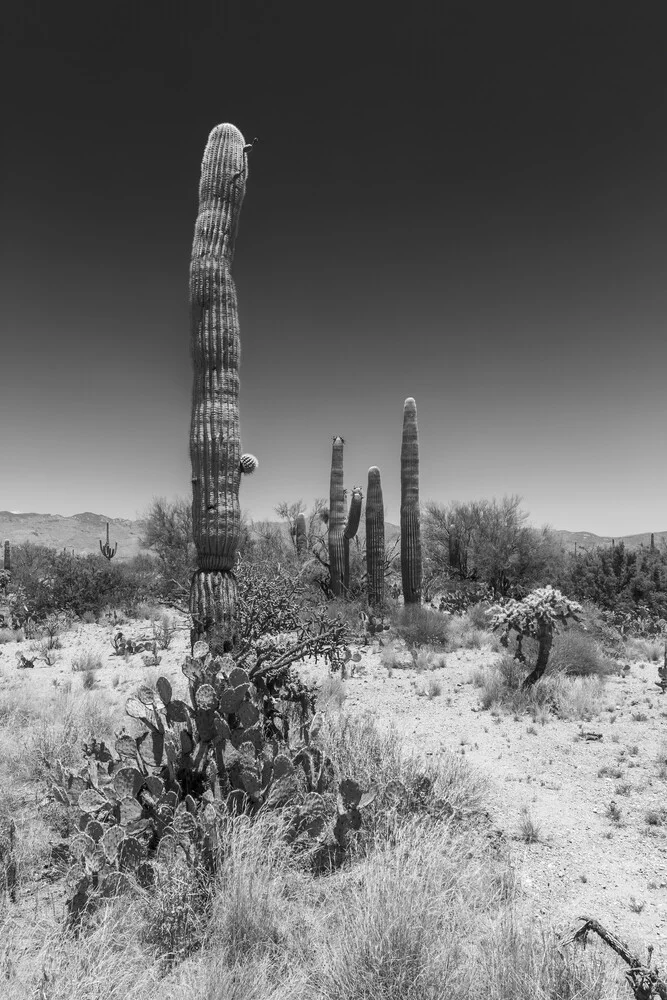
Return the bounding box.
[400,397,422,604]
[189,123,255,654]
[343,486,363,594]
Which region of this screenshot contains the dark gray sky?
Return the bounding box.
[2,1,666,534]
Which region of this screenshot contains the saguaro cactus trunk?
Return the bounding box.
[328,436,346,596]
[189,123,253,654]
[295,512,308,557]
[366,467,385,608]
[3,541,10,573]
[400,397,422,604]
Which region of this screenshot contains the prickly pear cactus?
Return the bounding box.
[366,467,385,609]
[400,397,422,604]
[189,123,256,655]
[49,641,378,921]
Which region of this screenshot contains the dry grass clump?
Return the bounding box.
[547,630,617,678]
[390,605,449,649]
[625,636,664,664]
[472,654,607,721]
[317,673,348,712]
[71,651,104,673]
[447,614,498,652]
[414,646,448,671]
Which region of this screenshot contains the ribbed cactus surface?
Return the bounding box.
[189,123,250,653]
[328,436,346,596]
[400,397,422,603]
[366,468,385,608]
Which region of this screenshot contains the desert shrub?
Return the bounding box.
[9,547,159,621]
[317,674,348,712]
[72,651,104,673]
[625,636,663,663]
[447,611,497,651]
[390,604,449,649]
[414,646,448,671]
[474,655,606,720]
[152,613,177,649]
[547,630,616,677]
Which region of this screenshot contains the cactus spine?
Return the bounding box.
[328,436,346,596]
[99,522,117,561]
[400,397,422,604]
[3,541,10,573]
[295,512,308,556]
[366,467,385,608]
[189,124,253,654]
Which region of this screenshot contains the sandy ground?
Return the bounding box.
[1,610,666,968]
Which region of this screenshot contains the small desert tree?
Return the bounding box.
[490,586,582,687]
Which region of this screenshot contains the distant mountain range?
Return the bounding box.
[0,511,664,560]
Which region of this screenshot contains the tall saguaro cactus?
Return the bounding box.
[328,436,346,596]
[400,397,422,604]
[99,522,117,561]
[366,467,385,608]
[295,512,308,557]
[189,123,256,654]
[3,541,10,573]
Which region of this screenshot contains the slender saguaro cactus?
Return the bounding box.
[189,123,256,654]
[343,486,363,593]
[99,522,117,561]
[651,533,656,552]
[400,397,422,603]
[328,436,346,596]
[295,512,308,556]
[366,467,385,608]
[3,541,10,573]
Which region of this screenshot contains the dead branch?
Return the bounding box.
[560,916,667,1000]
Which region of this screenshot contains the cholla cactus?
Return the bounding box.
[189,123,254,654]
[400,397,422,604]
[366,467,385,609]
[490,586,582,687]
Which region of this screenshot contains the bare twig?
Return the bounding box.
[560,916,667,1000]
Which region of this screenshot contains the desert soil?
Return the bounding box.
[1,612,666,969]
